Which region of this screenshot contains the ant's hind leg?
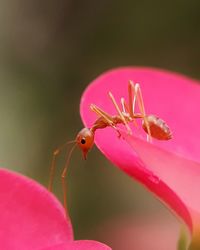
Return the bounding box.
[134,83,152,142]
[128,80,135,117]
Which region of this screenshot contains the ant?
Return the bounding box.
[48,80,172,215]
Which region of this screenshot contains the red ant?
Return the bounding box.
[48,80,172,215]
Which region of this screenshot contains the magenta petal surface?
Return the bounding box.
[80,67,200,232]
[40,240,112,250]
[0,168,73,250]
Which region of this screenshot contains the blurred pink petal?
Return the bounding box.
[0,168,111,250]
[94,214,180,250]
[41,240,111,250]
[80,67,200,234]
[0,168,73,250]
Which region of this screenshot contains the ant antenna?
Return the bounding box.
[48,140,76,192]
[48,127,94,216]
[61,143,77,217]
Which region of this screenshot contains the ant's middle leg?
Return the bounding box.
[108,91,132,134]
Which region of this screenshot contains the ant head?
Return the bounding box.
[76,128,94,159]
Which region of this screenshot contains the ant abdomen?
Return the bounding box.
[142,115,172,140]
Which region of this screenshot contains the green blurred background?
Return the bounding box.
[0,0,199,249]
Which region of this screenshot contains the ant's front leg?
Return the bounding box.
[90,104,122,138]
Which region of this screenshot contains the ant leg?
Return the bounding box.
[121,97,129,113]
[134,83,152,142]
[90,104,114,125]
[61,144,76,217]
[108,92,132,134]
[121,95,140,127]
[128,80,135,117]
[90,104,121,137]
[48,140,75,192]
[128,80,139,120]
[121,98,138,127]
[121,97,138,128]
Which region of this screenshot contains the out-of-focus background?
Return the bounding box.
[0,1,199,249]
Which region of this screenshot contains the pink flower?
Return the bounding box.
[0,168,111,250]
[95,214,180,250]
[80,67,200,247]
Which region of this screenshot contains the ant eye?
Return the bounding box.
[81,138,86,144]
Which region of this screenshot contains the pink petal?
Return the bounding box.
[80,67,200,233]
[0,168,73,250]
[95,214,180,250]
[40,240,112,250]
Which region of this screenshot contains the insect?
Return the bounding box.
[48,80,172,215]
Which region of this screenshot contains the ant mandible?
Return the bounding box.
[48,80,172,215]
